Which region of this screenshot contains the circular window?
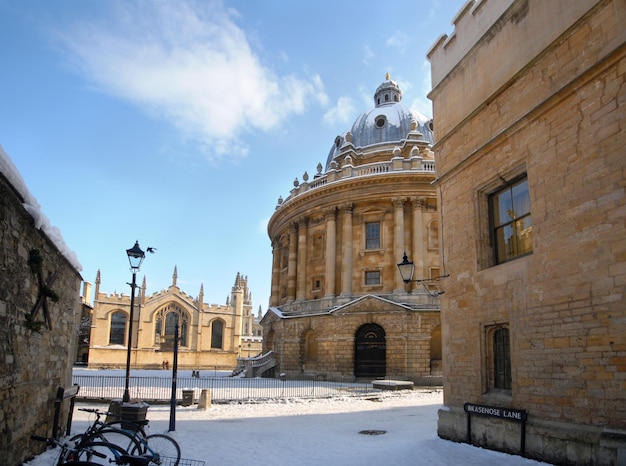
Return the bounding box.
[375,116,386,128]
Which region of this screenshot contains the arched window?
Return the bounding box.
[211,320,224,349]
[305,332,318,361]
[428,219,440,250]
[154,304,188,349]
[109,311,126,345]
[155,317,162,344]
[493,327,511,390]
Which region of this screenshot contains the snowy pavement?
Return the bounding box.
[25,388,551,465]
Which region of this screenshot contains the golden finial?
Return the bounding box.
[386,72,390,80]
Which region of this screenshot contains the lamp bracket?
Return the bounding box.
[403,274,450,297]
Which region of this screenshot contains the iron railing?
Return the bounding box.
[73,375,378,403]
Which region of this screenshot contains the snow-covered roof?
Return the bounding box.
[0,145,82,273]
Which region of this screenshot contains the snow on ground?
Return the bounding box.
[25,370,552,465]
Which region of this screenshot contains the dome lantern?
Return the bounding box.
[374,73,402,107]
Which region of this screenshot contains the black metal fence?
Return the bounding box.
[73,375,378,403]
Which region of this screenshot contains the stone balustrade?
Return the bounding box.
[278,157,435,209]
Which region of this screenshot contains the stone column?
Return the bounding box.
[270,239,281,307]
[393,198,407,292]
[296,217,308,301]
[340,204,353,297]
[324,207,337,298]
[287,223,298,302]
[411,197,426,282]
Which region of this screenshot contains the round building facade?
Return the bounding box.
[262,77,443,383]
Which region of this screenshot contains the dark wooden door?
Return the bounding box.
[354,324,386,377]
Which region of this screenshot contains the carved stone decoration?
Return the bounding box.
[26,248,58,332]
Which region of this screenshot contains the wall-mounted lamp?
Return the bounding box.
[397,252,449,297]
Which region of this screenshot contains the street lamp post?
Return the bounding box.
[123,241,146,403]
[169,321,179,432]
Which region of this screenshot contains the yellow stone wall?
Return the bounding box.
[430,0,626,463]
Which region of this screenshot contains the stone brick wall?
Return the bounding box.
[264,304,440,383]
[430,0,626,464]
[0,172,82,466]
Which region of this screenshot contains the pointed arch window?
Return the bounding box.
[211,320,224,349]
[109,311,126,345]
[154,304,188,349]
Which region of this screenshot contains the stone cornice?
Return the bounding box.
[269,171,436,235]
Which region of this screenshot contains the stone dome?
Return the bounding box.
[325,75,433,171]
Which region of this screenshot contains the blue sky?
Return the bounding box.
[0,0,465,311]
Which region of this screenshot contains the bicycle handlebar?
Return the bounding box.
[78,408,113,415]
[30,435,67,450]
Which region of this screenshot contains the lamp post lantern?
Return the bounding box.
[123,241,145,403]
[397,252,416,284]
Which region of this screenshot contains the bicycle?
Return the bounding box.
[69,409,142,457]
[30,434,127,465]
[72,408,181,466]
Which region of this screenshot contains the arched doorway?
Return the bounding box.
[354,323,386,378]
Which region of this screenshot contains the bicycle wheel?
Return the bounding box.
[72,440,128,463]
[70,427,142,455]
[98,427,143,454]
[131,433,181,466]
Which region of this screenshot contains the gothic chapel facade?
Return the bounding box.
[88,268,262,370]
[262,77,443,383]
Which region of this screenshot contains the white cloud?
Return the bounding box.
[362,44,375,66]
[323,96,356,127]
[54,0,327,162]
[408,59,434,118]
[386,31,410,52]
[258,216,270,235]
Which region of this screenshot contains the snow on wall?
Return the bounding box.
[0,144,82,272]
